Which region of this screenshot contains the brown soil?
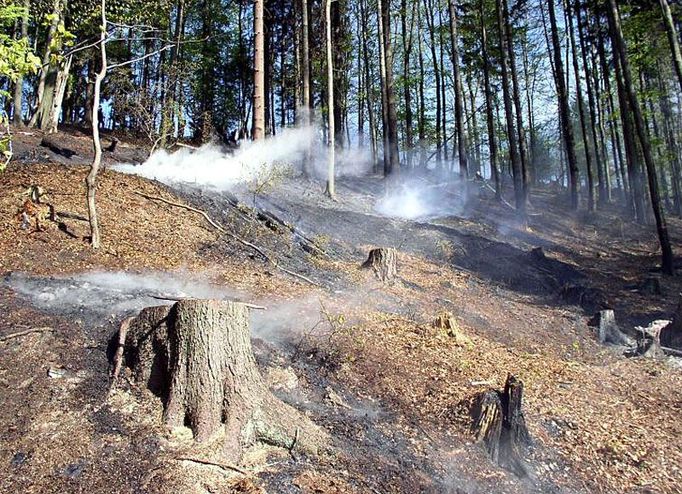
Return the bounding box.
[1,135,681,493]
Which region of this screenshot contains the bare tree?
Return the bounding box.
[607,0,674,275]
[325,0,336,198]
[660,0,682,95]
[252,0,265,140]
[86,0,108,249]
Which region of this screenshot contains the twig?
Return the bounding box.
[148,294,266,310]
[109,316,134,394]
[0,327,53,342]
[289,427,300,461]
[175,456,247,475]
[135,191,320,286]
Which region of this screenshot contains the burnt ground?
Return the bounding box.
[1,132,682,493]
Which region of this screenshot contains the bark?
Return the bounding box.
[362,248,397,281]
[503,0,530,205]
[325,0,335,199]
[472,374,530,477]
[29,0,61,128]
[447,0,468,179]
[359,0,377,170]
[380,0,400,176]
[607,0,674,275]
[577,3,607,206]
[425,0,442,167]
[86,0,107,249]
[401,0,414,167]
[565,0,595,211]
[252,0,265,140]
[36,55,72,133]
[548,0,579,210]
[11,0,29,126]
[660,0,682,96]
[120,300,326,459]
[496,0,525,218]
[480,1,501,199]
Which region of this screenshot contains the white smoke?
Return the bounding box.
[114,126,316,190]
[374,179,465,220]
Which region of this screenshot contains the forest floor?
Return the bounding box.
[1,129,681,494]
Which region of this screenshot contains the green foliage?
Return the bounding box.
[0,1,41,171]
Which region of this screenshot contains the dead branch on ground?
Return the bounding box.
[0,327,54,342]
[134,191,320,286]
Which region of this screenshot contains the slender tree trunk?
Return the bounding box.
[607,0,674,275]
[503,0,529,205]
[481,0,501,199]
[660,0,682,96]
[12,0,29,126]
[577,3,607,205]
[359,0,377,170]
[658,71,682,216]
[425,0,442,168]
[252,0,265,140]
[417,6,426,167]
[496,0,525,218]
[325,0,335,198]
[401,0,414,168]
[447,0,468,180]
[548,0,579,210]
[86,0,107,249]
[379,0,400,176]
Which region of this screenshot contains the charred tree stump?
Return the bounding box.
[119,299,326,460]
[362,248,397,281]
[472,374,530,477]
[660,296,682,350]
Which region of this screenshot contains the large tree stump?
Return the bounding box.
[362,248,397,281]
[120,299,326,460]
[472,374,530,477]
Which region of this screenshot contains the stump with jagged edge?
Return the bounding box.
[362,248,397,281]
[472,374,531,477]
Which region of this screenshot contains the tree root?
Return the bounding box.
[135,191,320,287]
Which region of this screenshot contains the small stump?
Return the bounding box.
[472,374,530,477]
[660,296,682,350]
[362,248,397,281]
[588,309,633,346]
[118,299,326,460]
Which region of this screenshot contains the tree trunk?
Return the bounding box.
[380,0,400,176]
[480,1,501,199]
[36,55,72,133]
[252,0,265,140]
[660,0,682,96]
[11,0,29,126]
[496,0,525,218]
[401,0,414,168]
[607,0,674,275]
[120,300,326,459]
[548,0,579,210]
[565,0,595,211]
[86,0,107,249]
[472,374,530,477]
[447,0,468,180]
[362,248,397,281]
[503,0,530,206]
[29,0,61,128]
[425,0,442,168]
[325,0,335,199]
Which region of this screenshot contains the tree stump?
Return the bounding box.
[362,248,397,281]
[472,374,530,477]
[660,296,682,350]
[120,299,326,459]
[588,309,634,346]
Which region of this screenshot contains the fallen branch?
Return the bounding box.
[174,456,247,475]
[56,211,89,222]
[0,327,53,342]
[109,316,134,394]
[134,191,319,286]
